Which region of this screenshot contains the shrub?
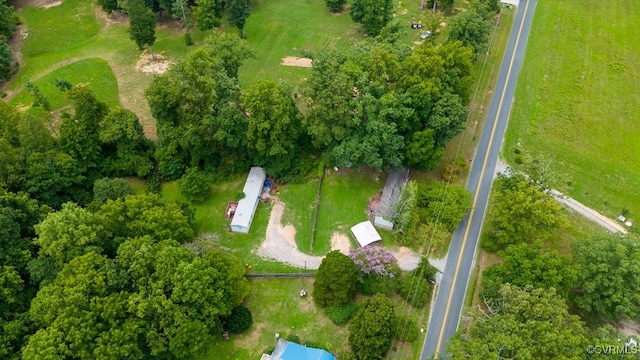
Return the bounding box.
[178,167,212,203]
[357,274,399,296]
[348,294,396,360]
[395,315,419,342]
[326,0,346,12]
[223,305,252,334]
[325,302,357,325]
[413,257,438,281]
[397,274,432,307]
[93,177,134,204]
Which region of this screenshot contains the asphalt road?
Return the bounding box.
[421,0,537,359]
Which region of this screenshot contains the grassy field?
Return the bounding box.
[204,278,428,360]
[315,169,386,253]
[9,58,120,110]
[504,0,640,220]
[278,179,320,254]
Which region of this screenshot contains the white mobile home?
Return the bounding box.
[231,167,266,234]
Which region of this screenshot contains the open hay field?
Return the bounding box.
[504,0,640,220]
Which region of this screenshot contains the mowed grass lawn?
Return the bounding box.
[204,278,428,360]
[239,0,363,88]
[315,169,386,253]
[504,0,640,219]
[9,58,120,111]
[278,179,321,254]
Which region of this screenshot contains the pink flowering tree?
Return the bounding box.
[349,246,400,295]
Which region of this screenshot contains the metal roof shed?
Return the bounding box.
[231,167,266,234]
[351,221,382,247]
[374,167,409,230]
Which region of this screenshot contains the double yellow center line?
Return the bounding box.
[433,0,533,356]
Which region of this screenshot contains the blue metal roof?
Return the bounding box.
[272,339,335,360]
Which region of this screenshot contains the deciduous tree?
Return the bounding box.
[348,294,396,360]
[99,108,153,177]
[226,0,251,38]
[325,0,346,12]
[128,0,157,58]
[178,167,212,203]
[484,175,567,251]
[93,177,135,204]
[98,193,195,244]
[241,80,300,173]
[481,241,577,301]
[448,284,587,360]
[447,11,492,56]
[34,202,108,266]
[350,0,393,36]
[572,234,640,321]
[314,250,357,307]
[193,0,221,30]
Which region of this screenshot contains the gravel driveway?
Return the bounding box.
[255,200,421,270]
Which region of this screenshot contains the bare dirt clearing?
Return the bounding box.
[135,51,172,74]
[281,57,313,68]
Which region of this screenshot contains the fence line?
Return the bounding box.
[245,273,316,278]
[309,167,325,253]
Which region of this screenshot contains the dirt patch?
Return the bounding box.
[257,200,323,269]
[617,320,640,338]
[440,21,447,27]
[330,232,351,255]
[135,51,173,74]
[42,0,62,8]
[368,193,381,213]
[281,56,313,68]
[95,7,128,27]
[393,246,421,271]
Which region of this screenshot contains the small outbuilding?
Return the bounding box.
[351,220,382,247]
[264,339,335,360]
[374,167,410,230]
[231,167,266,234]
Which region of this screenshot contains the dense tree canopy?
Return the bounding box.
[23,240,250,360]
[146,46,250,178]
[304,39,474,172]
[241,80,301,174]
[314,250,357,307]
[481,241,577,301]
[349,0,393,36]
[447,10,493,56]
[572,234,640,321]
[484,173,567,251]
[448,284,587,360]
[99,108,153,177]
[348,294,396,360]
